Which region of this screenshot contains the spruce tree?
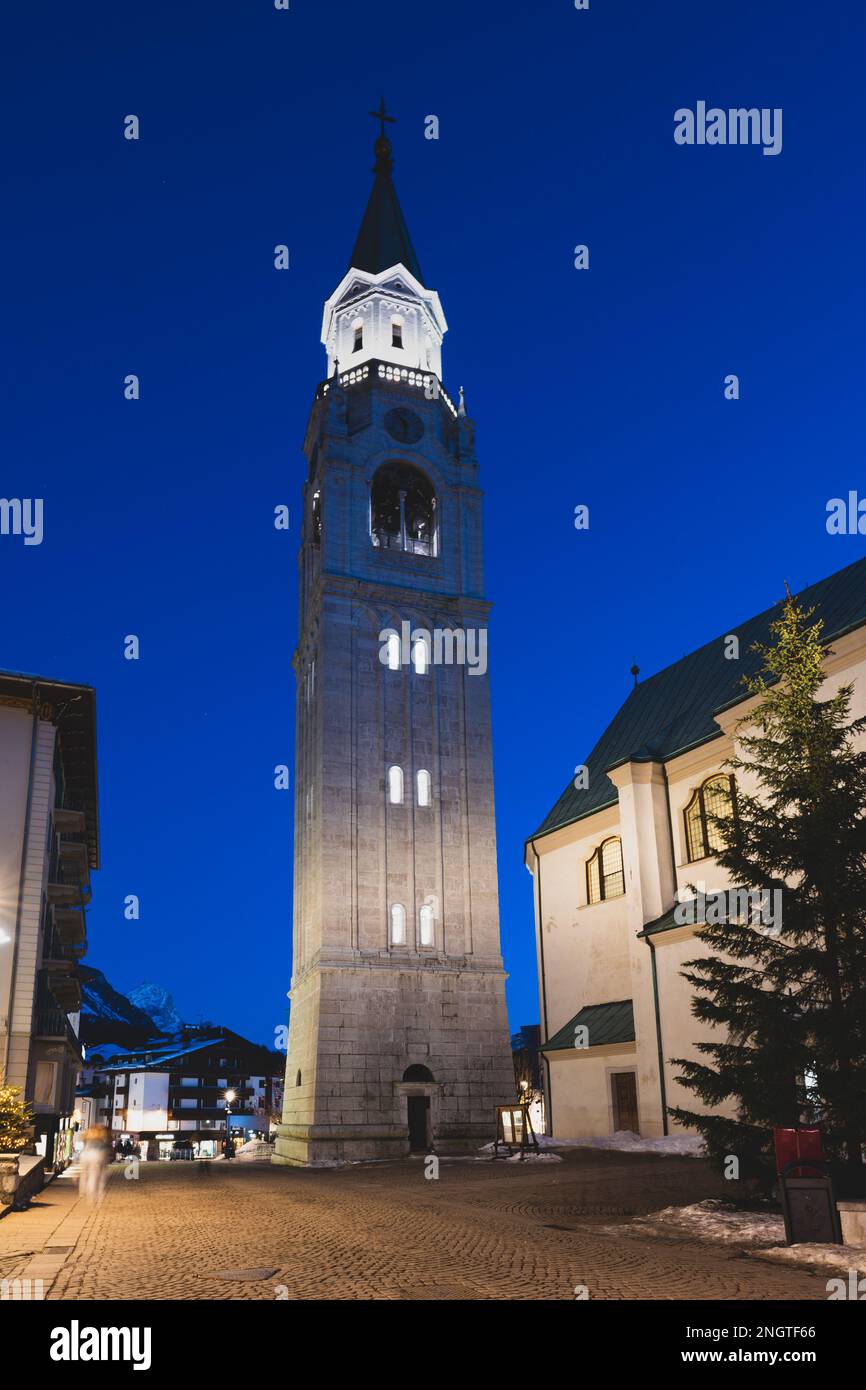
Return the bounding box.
[669,592,866,1192]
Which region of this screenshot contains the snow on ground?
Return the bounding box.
[535,1131,705,1158]
[605,1199,866,1278]
[615,1199,785,1245]
[476,1142,562,1161]
[751,1243,866,1278]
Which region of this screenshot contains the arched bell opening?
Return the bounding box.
[370,462,437,556]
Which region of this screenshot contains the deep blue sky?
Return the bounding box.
[3,1,864,1045]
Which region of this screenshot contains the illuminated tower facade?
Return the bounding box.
[274,111,514,1165]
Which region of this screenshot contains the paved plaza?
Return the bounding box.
[0,1150,833,1301]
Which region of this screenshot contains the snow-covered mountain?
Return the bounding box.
[78,966,163,1044]
[127,982,183,1035]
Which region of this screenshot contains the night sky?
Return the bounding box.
[3,1,864,1044]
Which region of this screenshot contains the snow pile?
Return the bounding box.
[617,1199,784,1245]
[537,1131,705,1158]
[234,1139,275,1161]
[753,1244,866,1278]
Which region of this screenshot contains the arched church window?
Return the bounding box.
[370,462,437,557]
[684,774,735,862]
[412,635,430,675]
[416,769,431,806]
[385,632,400,671]
[353,318,364,352]
[419,903,434,947]
[392,316,403,348]
[311,488,321,545]
[389,903,406,946]
[388,765,403,805]
[586,836,625,904]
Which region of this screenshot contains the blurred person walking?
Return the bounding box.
[78,1124,111,1204]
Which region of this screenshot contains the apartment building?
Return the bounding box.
[0,670,99,1168]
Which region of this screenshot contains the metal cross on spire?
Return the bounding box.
[368,96,396,140]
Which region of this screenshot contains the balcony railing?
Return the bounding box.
[34,1008,84,1059]
[316,358,458,417]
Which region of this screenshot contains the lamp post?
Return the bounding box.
[224,1089,236,1159]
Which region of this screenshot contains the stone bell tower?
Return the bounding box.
[273,105,514,1166]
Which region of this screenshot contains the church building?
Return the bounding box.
[274,111,514,1166]
[526,557,866,1140]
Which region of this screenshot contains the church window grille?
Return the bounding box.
[388,765,404,805]
[389,903,406,946]
[419,903,434,946]
[416,769,431,806]
[684,775,735,862]
[586,836,625,904]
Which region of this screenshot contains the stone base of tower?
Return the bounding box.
[272,1123,410,1167]
[272,1119,501,1167]
[272,962,515,1168]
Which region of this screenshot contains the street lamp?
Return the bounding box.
[224,1089,236,1159]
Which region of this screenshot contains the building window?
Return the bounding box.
[390,903,406,946]
[412,636,429,675]
[388,765,404,805]
[296,1070,302,1087]
[586,836,625,904]
[34,1061,57,1107]
[385,632,400,670]
[419,903,434,947]
[392,316,403,348]
[684,774,735,862]
[353,319,363,352]
[416,769,431,807]
[370,462,437,556]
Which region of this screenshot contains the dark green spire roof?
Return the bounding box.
[349,133,425,285]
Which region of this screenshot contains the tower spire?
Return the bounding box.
[348,99,425,285]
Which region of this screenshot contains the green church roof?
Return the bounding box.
[543,999,635,1052]
[532,555,866,840]
[348,133,425,285]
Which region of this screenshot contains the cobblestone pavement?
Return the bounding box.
[4,1151,836,1301]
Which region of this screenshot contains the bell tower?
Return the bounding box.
[274,106,514,1166]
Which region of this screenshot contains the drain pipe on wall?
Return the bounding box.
[640,762,680,1138]
[528,839,553,1137]
[642,932,668,1136]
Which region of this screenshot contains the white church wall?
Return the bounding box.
[548,1044,639,1139]
[529,806,631,1045]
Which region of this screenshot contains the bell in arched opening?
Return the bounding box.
[370,462,437,556]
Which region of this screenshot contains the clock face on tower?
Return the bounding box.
[384,407,424,446]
